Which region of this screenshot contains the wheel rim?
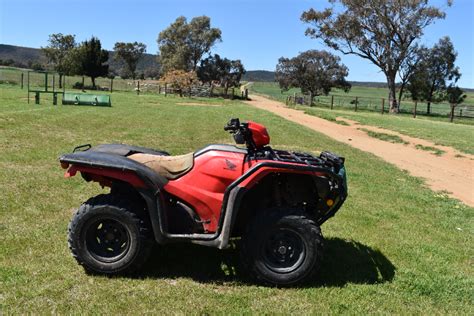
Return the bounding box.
[84,217,131,263]
[262,228,306,273]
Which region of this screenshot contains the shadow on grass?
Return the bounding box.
[136,237,395,287]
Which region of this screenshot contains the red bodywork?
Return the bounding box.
[248,121,270,148]
[163,153,325,233]
[63,122,325,233]
[163,150,245,232]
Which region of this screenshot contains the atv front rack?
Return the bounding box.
[271,149,345,172]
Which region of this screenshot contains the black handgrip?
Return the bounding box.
[224,118,241,132]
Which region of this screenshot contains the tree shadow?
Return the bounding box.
[134,237,395,287]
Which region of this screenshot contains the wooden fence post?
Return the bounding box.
[331,95,334,110]
[413,101,417,118]
[231,88,235,100]
[164,84,167,97]
[381,98,385,114]
[460,109,463,117]
[244,88,248,100]
[450,104,455,122]
[21,73,24,89]
[355,97,358,112]
[137,80,140,95]
[110,78,113,93]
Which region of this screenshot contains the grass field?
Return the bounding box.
[249,81,474,119]
[300,106,474,155]
[1,84,473,313]
[249,81,474,155]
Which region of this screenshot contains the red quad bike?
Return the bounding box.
[60,118,348,286]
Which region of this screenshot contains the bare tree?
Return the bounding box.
[301,0,450,113]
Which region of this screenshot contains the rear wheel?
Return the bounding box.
[241,208,323,286]
[68,194,153,275]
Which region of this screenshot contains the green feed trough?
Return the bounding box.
[62,93,111,106]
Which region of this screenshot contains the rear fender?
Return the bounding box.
[59,151,168,188]
[65,165,146,188]
[60,151,169,244]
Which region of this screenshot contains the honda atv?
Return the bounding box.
[60,118,347,286]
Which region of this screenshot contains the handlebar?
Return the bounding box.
[224,118,241,132]
[224,118,250,146]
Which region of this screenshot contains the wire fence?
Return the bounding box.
[286,92,474,119]
[0,67,246,99]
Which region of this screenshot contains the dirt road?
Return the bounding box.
[245,94,474,207]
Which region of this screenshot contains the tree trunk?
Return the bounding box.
[398,82,406,108]
[59,74,63,89]
[91,77,96,89]
[426,84,435,115]
[387,74,398,113]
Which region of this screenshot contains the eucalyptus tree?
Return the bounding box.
[301,0,451,112]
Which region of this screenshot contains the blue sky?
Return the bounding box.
[1,0,473,88]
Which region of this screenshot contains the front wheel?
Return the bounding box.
[68,194,153,275]
[241,208,323,286]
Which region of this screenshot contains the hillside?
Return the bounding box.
[242,70,275,82]
[2,44,471,91]
[0,44,159,76]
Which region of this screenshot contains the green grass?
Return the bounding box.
[358,128,409,144]
[1,86,473,314]
[249,81,474,121]
[415,144,446,156]
[300,107,474,155]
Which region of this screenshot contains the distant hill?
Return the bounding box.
[242,70,275,82]
[0,44,48,66]
[0,44,159,76]
[2,44,472,91]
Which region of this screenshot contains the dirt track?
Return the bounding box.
[245,94,474,207]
